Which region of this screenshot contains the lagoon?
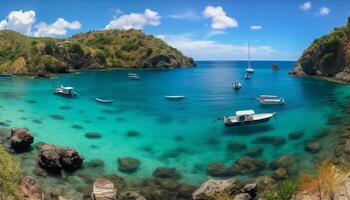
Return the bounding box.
[0,61,342,186]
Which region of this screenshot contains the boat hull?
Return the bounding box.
[224,114,274,127]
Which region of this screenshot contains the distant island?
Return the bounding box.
[292,17,350,82]
[0,29,195,76]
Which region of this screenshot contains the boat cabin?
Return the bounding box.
[54,85,76,97]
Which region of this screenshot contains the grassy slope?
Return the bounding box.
[0,29,195,75]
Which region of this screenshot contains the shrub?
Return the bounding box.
[68,43,83,55]
[44,41,56,55]
[263,179,299,200]
[0,145,23,199]
[146,48,153,57]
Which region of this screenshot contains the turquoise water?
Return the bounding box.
[0,61,341,184]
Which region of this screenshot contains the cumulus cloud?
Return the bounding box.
[0,10,36,35]
[0,10,81,37]
[300,1,312,11]
[105,9,161,30]
[156,34,283,60]
[203,6,238,30]
[250,25,262,30]
[34,18,81,37]
[318,6,330,15]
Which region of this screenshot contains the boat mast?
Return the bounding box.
[248,43,251,69]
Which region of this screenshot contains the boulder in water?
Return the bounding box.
[304,142,321,153]
[117,157,140,173]
[206,162,232,177]
[91,178,117,200]
[8,128,34,151]
[192,178,241,200]
[19,176,45,200]
[152,167,181,180]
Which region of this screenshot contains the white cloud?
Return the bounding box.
[105,9,161,30]
[34,18,81,37]
[318,6,330,15]
[250,25,262,30]
[203,6,238,30]
[0,10,81,37]
[300,1,312,11]
[205,30,226,38]
[168,10,200,21]
[0,10,36,35]
[156,34,285,60]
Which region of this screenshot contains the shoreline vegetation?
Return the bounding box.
[0,29,196,77]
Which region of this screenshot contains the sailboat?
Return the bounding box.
[246,43,254,73]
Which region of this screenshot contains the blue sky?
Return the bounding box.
[0,0,349,61]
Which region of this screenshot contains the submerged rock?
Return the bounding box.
[38,144,84,173]
[251,136,286,147]
[231,156,267,175]
[304,142,321,153]
[8,128,34,151]
[127,130,140,137]
[91,178,117,200]
[206,162,232,177]
[117,157,140,173]
[192,178,241,200]
[120,191,146,200]
[85,132,102,139]
[152,167,181,180]
[272,167,288,180]
[19,176,45,200]
[288,131,304,140]
[227,142,247,152]
[245,146,263,157]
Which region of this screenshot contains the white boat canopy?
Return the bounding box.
[236,110,255,116]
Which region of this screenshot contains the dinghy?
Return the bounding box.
[95,98,114,104]
[0,72,12,77]
[258,95,285,105]
[244,74,251,79]
[224,110,275,126]
[128,74,140,80]
[165,96,186,100]
[232,82,242,90]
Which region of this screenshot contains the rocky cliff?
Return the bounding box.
[0,29,195,75]
[293,17,350,82]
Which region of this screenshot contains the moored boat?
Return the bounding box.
[258,95,285,105]
[0,72,12,77]
[165,95,186,100]
[95,98,114,104]
[232,82,242,90]
[128,74,140,80]
[54,85,77,97]
[244,74,251,79]
[224,110,275,126]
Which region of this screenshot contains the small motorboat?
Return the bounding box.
[165,96,186,100]
[232,82,242,90]
[244,74,251,79]
[128,74,140,80]
[95,98,114,104]
[54,85,77,97]
[0,72,12,77]
[223,110,275,126]
[258,95,285,105]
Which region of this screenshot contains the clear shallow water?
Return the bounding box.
[0,61,341,184]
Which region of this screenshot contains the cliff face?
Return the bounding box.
[293,18,350,82]
[0,29,195,75]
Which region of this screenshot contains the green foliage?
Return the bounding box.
[44,40,56,55]
[146,48,153,57]
[95,50,106,64]
[0,145,23,199]
[320,52,334,66]
[68,43,83,55]
[263,179,299,200]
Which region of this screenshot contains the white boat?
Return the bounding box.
[95,98,114,104]
[224,110,275,126]
[54,85,76,97]
[258,95,285,105]
[0,72,12,77]
[165,96,186,100]
[246,43,254,73]
[232,82,242,90]
[128,74,140,80]
[244,74,251,79]
[128,73,138,76]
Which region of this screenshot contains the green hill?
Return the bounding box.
[293,17,350,82]
[0,29,195,75]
